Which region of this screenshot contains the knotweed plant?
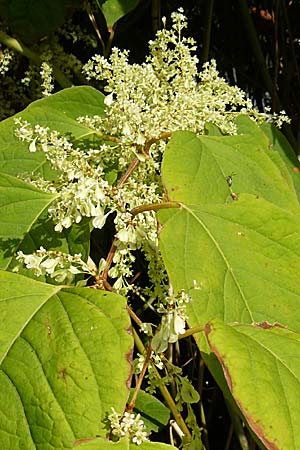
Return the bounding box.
[15,9,288,345]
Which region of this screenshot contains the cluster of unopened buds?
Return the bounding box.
[108,408,149,445]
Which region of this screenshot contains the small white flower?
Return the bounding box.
[40,257,60,274]
[29,137,38,152]
[104,93,114,106]
[61,216,73,229]
[173,310,186,335]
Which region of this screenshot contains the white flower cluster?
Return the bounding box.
[40,60,54,97]
[0,48,13,76]
[16,247,94,284]
[82,8,271,143]
[135,351,164,374]
[108,408,149,445]
[152,288,191,353]
[14,118,114,232]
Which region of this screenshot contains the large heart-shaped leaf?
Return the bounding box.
[158,130,300,329]
[205,319,300,450]
[0,270,133,449]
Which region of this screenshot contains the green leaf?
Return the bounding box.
[128,389,170,432]
[205,319,300,450]
[180,378,200,404]
[0,172,56,239]
[99,0,140,28]
[0,212,91,280]
[0,87,104,273]
[0,0,81,44]
[159,130,300,329]
[0,270,133,449]
[0,86,105,179]
[235,116,300,204]
[260,121,300,203]
[0,174,90,277]
[161,128,299,210]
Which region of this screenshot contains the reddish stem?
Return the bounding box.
[127,341,153,411]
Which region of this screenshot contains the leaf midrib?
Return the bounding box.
[182,203,254,322]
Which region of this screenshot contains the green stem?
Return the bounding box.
[131,201,181,217]
[132,328,192,441]
[104,29,115,59]
[226,401,250,450]
[85,1,106,54]
[0,30,72,89]
[200,402,210,450]
[178,325,205,339]
[197,358,210,450]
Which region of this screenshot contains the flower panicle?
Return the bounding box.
[108,408,149,445]
[15,247,95,284]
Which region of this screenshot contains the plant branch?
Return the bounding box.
[178,325,205,340]
[126,305,143,327]
[127,340,153,411]
[144,131,172,154]
[132,328,192,441]
[104,29,115,59]
[131,201,181,217]
[101,132,175,285]
[85,1,106,54]
[118,157,140,186]
[101,240,117,284]
[118,132,172,186]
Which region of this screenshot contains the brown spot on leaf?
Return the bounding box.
[58,367,67,382]
[45,318,52,338]
[293,167,299,173]
[252,321,286,329]
[73,437,97,446]
[204,323,212,335]
[125,346,134,390]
